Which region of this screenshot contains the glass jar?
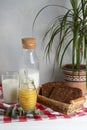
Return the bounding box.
[18,79,37,110]
[19,37,40,90]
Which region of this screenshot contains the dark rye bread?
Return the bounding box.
[39,82,82,104]
[40,82,64,98]
[49,85,82,104]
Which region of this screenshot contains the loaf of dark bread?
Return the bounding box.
[39,82,82,104]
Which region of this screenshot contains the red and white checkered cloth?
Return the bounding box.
[0,85,87,123]
[0,102,87,123]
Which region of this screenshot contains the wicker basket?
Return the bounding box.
[37,81,86,115]
[37,95,85,115]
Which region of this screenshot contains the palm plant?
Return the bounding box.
[33,0,87,87]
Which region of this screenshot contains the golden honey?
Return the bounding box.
[18,87,37,110]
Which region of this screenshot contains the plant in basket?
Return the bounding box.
[33,0,87,95]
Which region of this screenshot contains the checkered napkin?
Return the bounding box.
[0,85,87,123]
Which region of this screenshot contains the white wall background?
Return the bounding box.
[0,0,70,84]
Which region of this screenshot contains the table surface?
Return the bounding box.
[0,115,87,130]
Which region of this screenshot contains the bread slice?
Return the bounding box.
[49,85,82,104]
[40,82,63,97]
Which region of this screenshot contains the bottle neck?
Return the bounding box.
[23,48,35,51]
[23,48,35,55]
[22,47,39,66]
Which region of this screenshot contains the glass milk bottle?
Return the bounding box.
[19,37,40,91]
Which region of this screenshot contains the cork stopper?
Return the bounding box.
[22,38,36,49]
